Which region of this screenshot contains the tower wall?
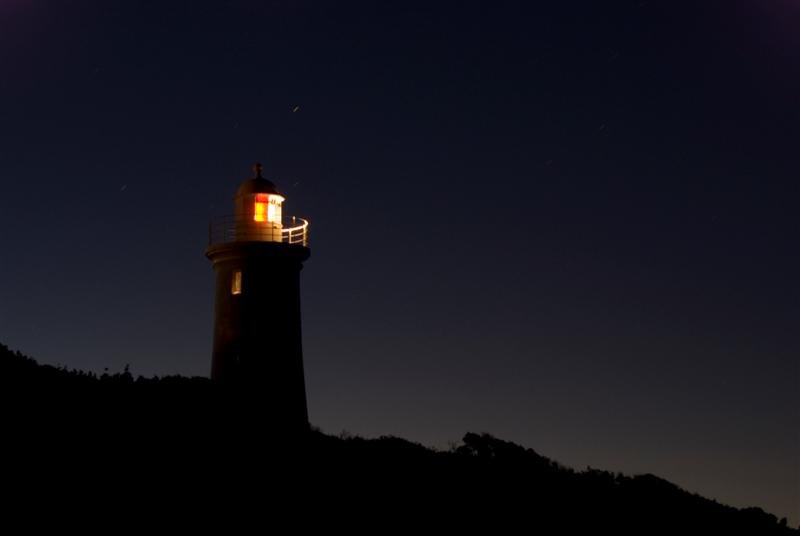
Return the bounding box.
[205,241,310,430]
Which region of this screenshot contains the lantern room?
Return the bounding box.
[207,163,309,247]
[234,163,286,242]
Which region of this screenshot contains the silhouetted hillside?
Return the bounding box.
[1,343,795,533]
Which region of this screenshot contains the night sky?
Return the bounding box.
[0,0,797,523]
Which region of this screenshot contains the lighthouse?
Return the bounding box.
[205,163,311,430]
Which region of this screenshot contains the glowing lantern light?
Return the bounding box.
[267,196,279,223]
[254,194,268,222]
[254,193,283,224]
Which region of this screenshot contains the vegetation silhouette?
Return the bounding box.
[1,343,795,533]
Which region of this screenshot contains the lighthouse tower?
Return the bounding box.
[205,163,311,430]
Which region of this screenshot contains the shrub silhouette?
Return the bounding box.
[0,342,796,533]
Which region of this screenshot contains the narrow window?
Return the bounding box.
[254,194,268,222]
[231,270,242,295]
[267,197,278,223]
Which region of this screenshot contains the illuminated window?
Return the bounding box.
[231,270,242,295]
[267,197,278,223]
[254,194,268,222]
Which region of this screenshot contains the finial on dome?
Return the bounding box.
[252,162,264,179]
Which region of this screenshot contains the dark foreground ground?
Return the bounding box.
[1,343,795,533]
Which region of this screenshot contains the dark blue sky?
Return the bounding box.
[0,0,797,523]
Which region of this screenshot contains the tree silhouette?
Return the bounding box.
[0,342,796,534]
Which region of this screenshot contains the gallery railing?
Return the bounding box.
[208,216,309,247]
